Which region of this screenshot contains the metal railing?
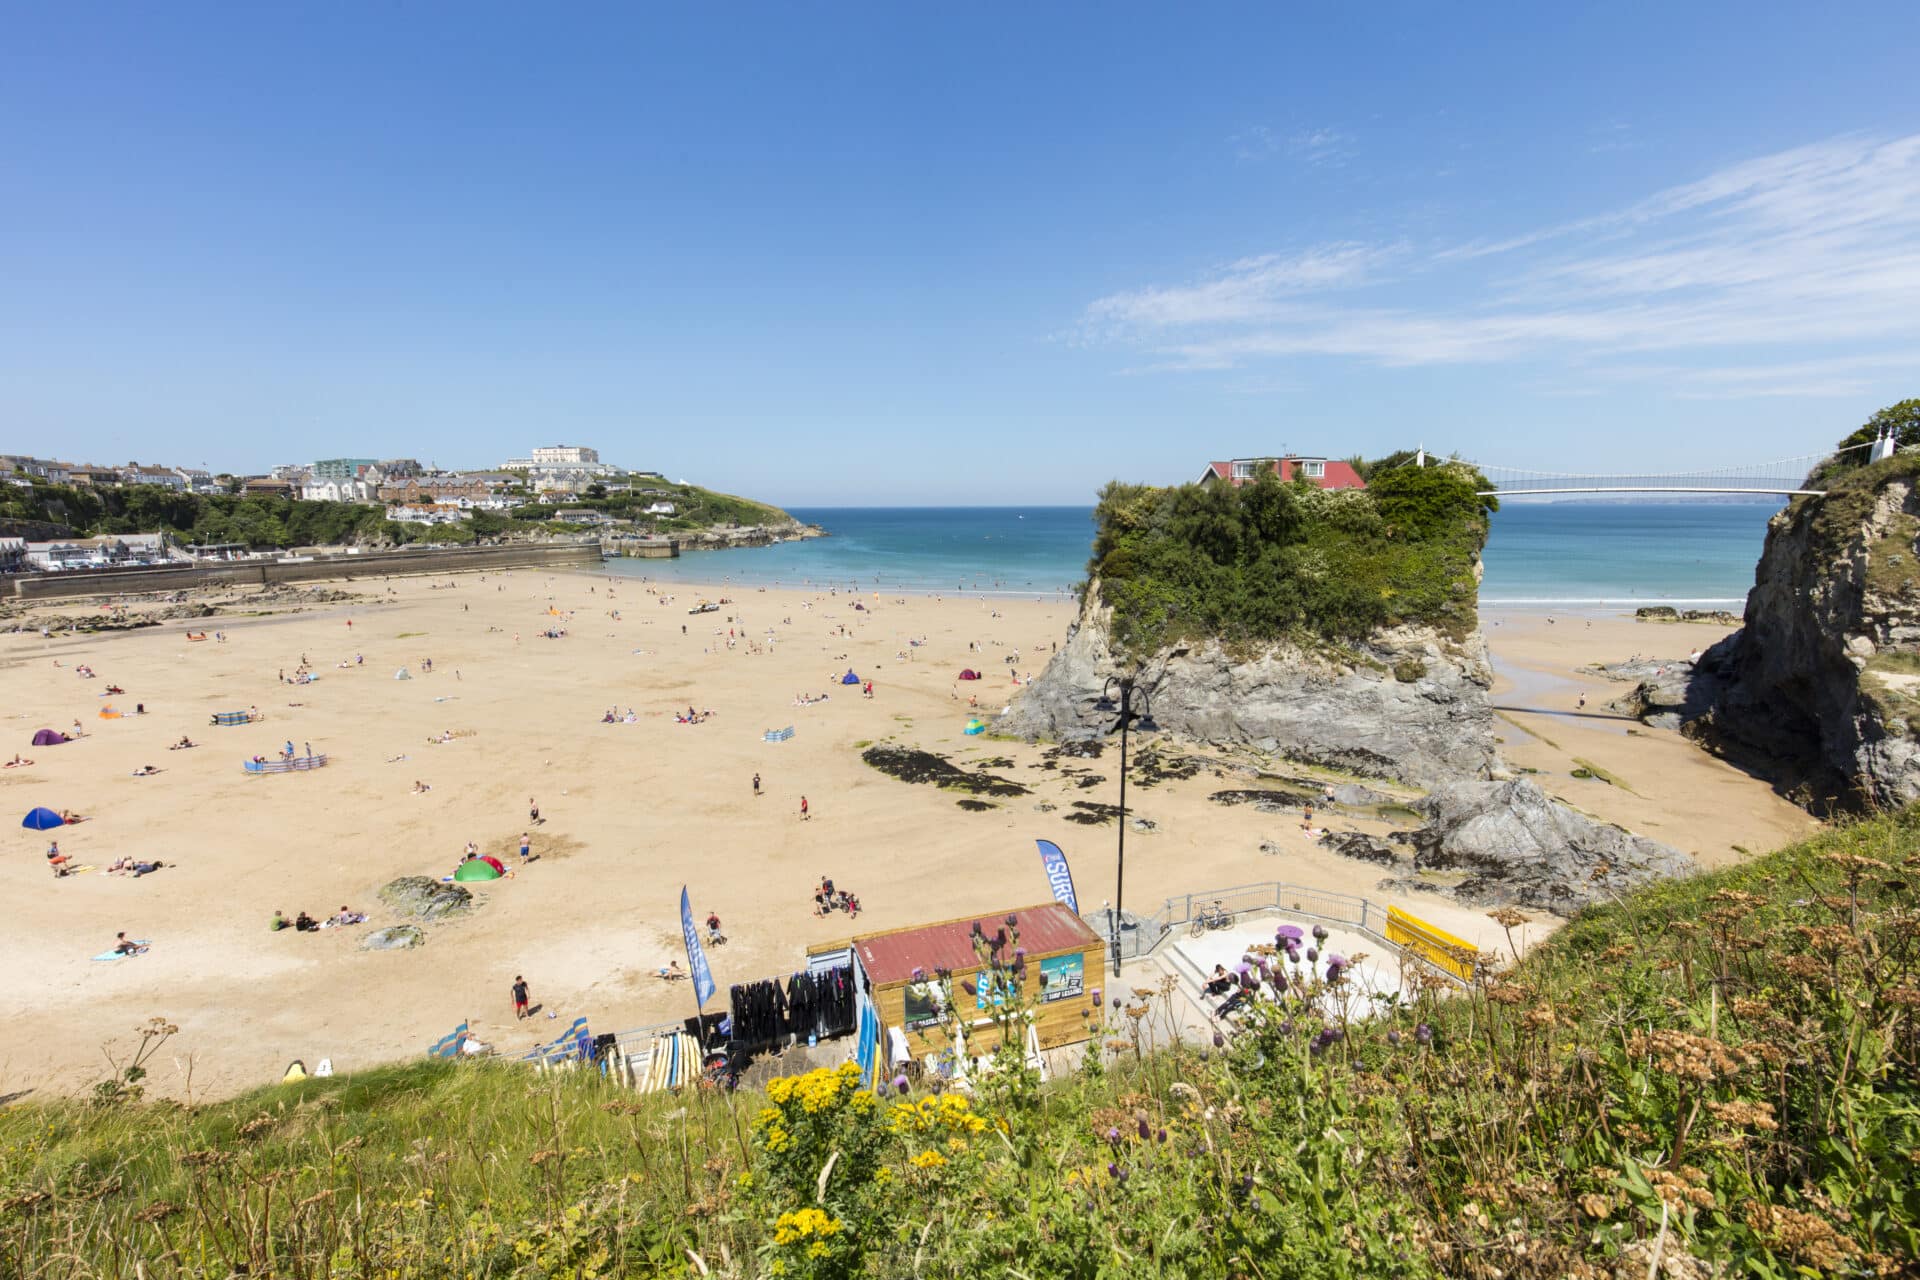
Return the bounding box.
[1085,880,1470,988]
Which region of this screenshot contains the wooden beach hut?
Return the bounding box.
[809,902,1104,1075]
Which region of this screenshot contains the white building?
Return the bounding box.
[387,502,472,525]
[644,501,677,516]
[24,534,172,570]
[533,445,599,465]
[120,463,187,490]
[302,478,375,503]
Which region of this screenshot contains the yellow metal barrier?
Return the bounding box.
[1385,906,1478,983]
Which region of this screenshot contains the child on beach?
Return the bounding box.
[512,975,530,1019]
[799,795,810,821]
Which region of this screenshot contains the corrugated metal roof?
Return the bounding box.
[853,902,1099,987]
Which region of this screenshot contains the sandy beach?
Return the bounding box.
[0,570,1817,1098]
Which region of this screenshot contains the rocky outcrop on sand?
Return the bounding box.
[360,925,426,951]
[996,585,1496,787]
[1313,779,1692,915]
[1394,779,1690,914]
[1684,466,1920,811]
[377,877,473,921]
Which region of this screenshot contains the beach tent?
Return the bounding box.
[21,806,63,830]
[30,729,68,746]
[394,668,411,680]
[958,669,981,681]
[963,719,987,736]
[98,706,121,720]
[453,858,502,882]
[841,670,861,685]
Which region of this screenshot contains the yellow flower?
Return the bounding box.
[910,1150,948,1169]
[809,1241,829,1258]
[874,1166,893,1184]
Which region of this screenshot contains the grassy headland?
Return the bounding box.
[3,810,1914,1277]
[1089,458,1494,662]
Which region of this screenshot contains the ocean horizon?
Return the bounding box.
[604,500,1783,608]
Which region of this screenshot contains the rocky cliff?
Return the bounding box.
[1683,459,1920,811]
[995,584,1497,786]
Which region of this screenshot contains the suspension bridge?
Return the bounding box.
[1449,436,1887,498]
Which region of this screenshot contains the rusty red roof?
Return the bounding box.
[852,902,1099,987]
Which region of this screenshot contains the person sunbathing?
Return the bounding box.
[59,809,83,824]
[171,737,196,750]
[104,684,125,695]
[332,905,365,925]
[130,860,162,877]
[412,780,432,793]
[5,755,31,768]
[131,764,159,777]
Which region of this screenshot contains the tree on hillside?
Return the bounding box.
[1805,398,1920,487]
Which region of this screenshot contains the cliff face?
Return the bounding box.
[996,584,1497,786]
[1688,467,1920,811]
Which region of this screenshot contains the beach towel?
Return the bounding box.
[92,940,151,962]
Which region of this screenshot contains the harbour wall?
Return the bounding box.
[7,540,603,601]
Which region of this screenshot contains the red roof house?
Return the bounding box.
[1199,456,1366,490]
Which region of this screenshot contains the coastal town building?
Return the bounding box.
[119,463,188,489]
[243,478,297,498]
[23,533,173,570]
[0,537,25,572]
[1198,456,1367,490]
[386,502,472,525]
[302,478,376,503]
[64,465,121,487]
[311,458,377,481]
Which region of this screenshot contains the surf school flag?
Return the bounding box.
[680,886,717,1008]
[1035,839,1080,914]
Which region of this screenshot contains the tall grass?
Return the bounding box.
[4,810,1918,1276]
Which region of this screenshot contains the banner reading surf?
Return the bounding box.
[679,886,717,1008]
[1036,839,1079,914]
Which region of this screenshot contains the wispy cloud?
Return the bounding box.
[1083,133,1920,392]
[1229,124,1354,167]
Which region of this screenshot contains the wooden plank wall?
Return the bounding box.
[875,943,1104,1061]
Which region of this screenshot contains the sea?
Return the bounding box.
[602,501,1784,609]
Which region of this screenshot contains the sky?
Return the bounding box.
[2,5,1917,505]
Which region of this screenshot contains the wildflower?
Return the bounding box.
[1112,997,1122,1009]
[1306,947,1318,963]
[893,1074,910,1094]
[1106,1127,1121,1145]
[1212,1030,1225,1048]
[909,1150,947,1169]
[1386,1030,1402,1047]
[1157,1128,1167,1144]
[1276,924,1304,942]
[1090,987,1102,1003]
[1312,924,1328,942]
[1415,1023,1433,1045]
[1005,914,1018,927]
[1013,947,1026,961]
[963,980,977,995]
[1137,1117,1151,1142]
[910,966,925,981]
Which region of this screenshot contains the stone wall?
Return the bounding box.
[8,540,602,601]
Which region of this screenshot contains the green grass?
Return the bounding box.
[4,813,1918,1276]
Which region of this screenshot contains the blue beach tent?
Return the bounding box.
[21,807,63,831]
[841,670,861,685]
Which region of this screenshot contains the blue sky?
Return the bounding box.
[2,5,1917,505]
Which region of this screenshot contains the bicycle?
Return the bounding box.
[1190,899,1235,937]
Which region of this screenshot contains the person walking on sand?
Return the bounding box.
[799,795,810,821]
[752,772,761,798]
[512,975,530,1019]
[529,797,541,824]
[519,832,531,862]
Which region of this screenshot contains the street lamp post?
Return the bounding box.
[1098,675,1153,977]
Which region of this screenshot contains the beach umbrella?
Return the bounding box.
[453,859,502,882]
[21,807,64,830]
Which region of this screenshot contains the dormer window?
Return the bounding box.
[1302,460,1326,478]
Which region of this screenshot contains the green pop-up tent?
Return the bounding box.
[453,857,503,882]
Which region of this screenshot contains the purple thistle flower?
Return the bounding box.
[1212,1030,1226,1048]
[1111,1164,1127,1183]
[1415,1023,1433,1045]
[1107,1161,1119,1178]
[1325,953,1346,970]
[1271,973,1288,994]
[1276,924,1304,942]
[1386,1030,1402,1047]
[962,980,976,995]
[1112,996,1122,1009]
[910,967,925,981]
[1013,947,1026,961]
[893,1074,910,1093]
[1306,947,1318,963]
[1137,1117,1151,1142]
[1241,1174,1254,1196]
[1106,1127,1121,1146]
[1090,987,1102,1003]
[1311,924,1329,943]
[1157,1128,1167,1144]
[1005,914,1018,927]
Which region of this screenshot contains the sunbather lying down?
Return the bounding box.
[655,961,687,981]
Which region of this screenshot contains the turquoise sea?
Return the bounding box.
[604,501,1784,608]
